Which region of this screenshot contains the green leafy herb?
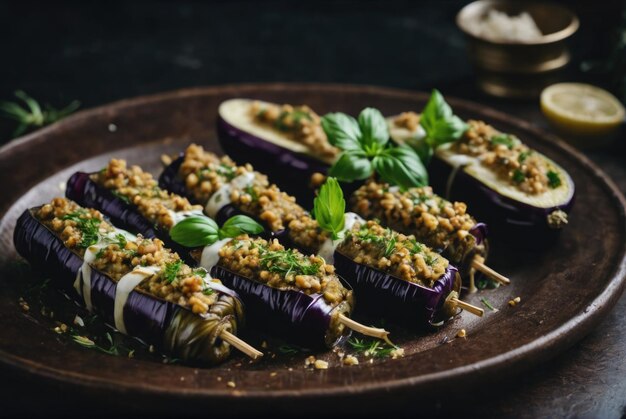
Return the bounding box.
[321,108,428,188]
[277,344,300,355]
[170,215,264,247]
[111,191,131,205]
[419,89,468,149]
[62,211,101,248]
[408,238,424,255]
[313,177,346,240]
[259,248,320,277]
[512,169,526,184]
[547,170,561,188]
[424,254,438,266]
[348,337,399,358]
[163,260,183,283]
[218,215,264,239]
[480,297,497,311]
[383,235,397,258]
[490,134,517,149]
[193,268,207,278]
[0,90,80,138]
[71,332,132,356]
[216,164,237,181]
[518,151,531,163]
[202,286,214,296]
[244,185,258,201]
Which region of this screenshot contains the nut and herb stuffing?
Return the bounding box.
[94,159,201,230]
[250,101,339,161]
[179,144,309,232]
[35,198,219,315]
[337,220,448,287]
[351,180,482,266]
[217,236,352,306]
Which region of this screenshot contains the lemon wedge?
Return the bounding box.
[540,83,625,136]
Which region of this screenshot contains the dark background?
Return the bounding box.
[1,1,625,417]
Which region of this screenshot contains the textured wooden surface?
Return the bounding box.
[0,84,625,418]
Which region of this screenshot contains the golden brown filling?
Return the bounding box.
[179,144,308,231]
[218,236,350,306]
[338,220,448,287]
[250,101,339,160]
[36,198,218,314]
[95,159,200,230]
[351,180,479,265]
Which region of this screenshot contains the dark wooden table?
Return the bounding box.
[1,1,625,417]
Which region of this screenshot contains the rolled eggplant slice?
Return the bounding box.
[388,115,575,243]
[216,98,338,206]
[13,198,248,365]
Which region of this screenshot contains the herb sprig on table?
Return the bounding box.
[170,214,264,247]
[0,90,80,138]
[321,108,428,189]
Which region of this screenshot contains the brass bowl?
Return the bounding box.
[457,0,579,98]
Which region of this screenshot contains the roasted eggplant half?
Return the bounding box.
[12,198,260,365]
[387,113,575,245]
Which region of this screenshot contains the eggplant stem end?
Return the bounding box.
[220,330,264,360]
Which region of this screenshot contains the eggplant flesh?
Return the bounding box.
[13,208,244,365]
[387,117,575,245]
[217,98,331,207]
[333,251,460,327]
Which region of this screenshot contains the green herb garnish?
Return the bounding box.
[244,185,258,201]
[62,211,101,248]
[383,235,397,258]
[259,248,320,277]
[163,260,183,283]
[518,151,531,163]
[111,191,131,205]
[348,337,399,358]
[480,297,497,311]
[71,332,132,356]
[312,177,346,240]
[490,134,517,149]
[419,89,468,150]
[170,214,264,247]
[277,344,300,355]
[216,163,237,181]
[547,170,561,188]
[0,90,80,138]
[193,268,207,278]
[322,107,428,189]
[512,169,526,184]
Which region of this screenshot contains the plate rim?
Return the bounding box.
[1,83,625,400]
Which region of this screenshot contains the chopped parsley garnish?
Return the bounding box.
[202,286,213,296]
[512,169,526,184]
[518,151,531,163]
[408,238,424,255]
[259,248,320,278]
[62,211,101,248]
[383,235,397,258]
[244,185,258,201]
[348,337,399,358]
[216,163,237,181]
[490,134,516,149]
[163,260,183,283]
[193,268,207,278]
[547,170,561,188]
[424,254,438,266]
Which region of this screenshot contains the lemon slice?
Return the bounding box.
[540,83,625,136]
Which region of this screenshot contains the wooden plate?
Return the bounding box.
[1,84,625,416]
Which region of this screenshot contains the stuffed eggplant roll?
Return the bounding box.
[13,198,260,365]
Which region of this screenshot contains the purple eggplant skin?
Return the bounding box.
[66,171,195,263]
[217,115,329,208]
[333,251,460,327]
[211,264,352,349]
[429,157,576,248]
[158,156,288,242]
[13,208,244,365]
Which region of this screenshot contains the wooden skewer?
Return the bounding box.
[450,297,484,317]
[472,258,510,285]
[220,330,263,359]
[339,314,393,345]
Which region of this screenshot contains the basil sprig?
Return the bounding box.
[170,215,264,247]
[312,177,346,240]
[322,107,428,189]
[416,89,468,162]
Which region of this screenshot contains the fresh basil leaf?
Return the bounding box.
[428,115,468,146]
[313,177,345,240]
[219,215,264,239]
[321,113,362,151]
[406,137,434,165]
[374,146,428,189]
[170,216,219,247]
[420,89,453,133]
[328,150,373,182]
[358,107,389,150]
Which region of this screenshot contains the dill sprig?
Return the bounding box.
[348,337,399,358]
[71,332,134,357]
[61,210,101,248]
[259,247,320,278]
[163,260,183,283]
[0,90,80,138]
